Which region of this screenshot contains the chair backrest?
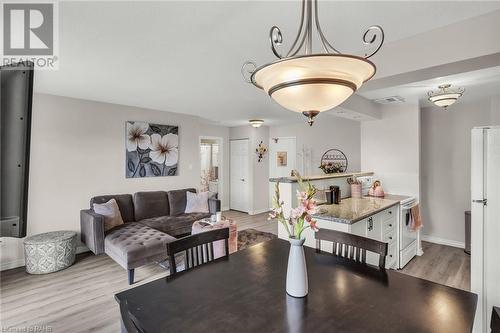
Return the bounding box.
[119,300,140,333]
[315,229,388,268]
[166,227,230,278]
[492,306,500,333]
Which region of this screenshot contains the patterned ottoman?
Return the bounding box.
[23,231,77,274]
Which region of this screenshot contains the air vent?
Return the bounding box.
[373,96,406,104]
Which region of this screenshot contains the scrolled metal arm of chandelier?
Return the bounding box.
[269,26,284,58]
[266,0,385,60]
[241,0,382,127]
[361,25,385,58]
[241,61,257,83]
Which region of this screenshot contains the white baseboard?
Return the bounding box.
[1,258,25,271]
[249,208,270,215]
[421,235,465,249]
[76,245,90,254]
[1,245,90,271]
[222,206,230,212]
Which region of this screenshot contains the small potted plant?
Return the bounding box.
[319,162,343,174]
[269,172,318,297]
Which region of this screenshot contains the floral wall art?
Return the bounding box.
[126,121,179,178]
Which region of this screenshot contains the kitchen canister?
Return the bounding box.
[351,183,362,198]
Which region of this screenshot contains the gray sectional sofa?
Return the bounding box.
[80,188,219,284]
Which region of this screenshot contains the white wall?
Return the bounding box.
[0,93,230,270]
[228,116,361,214]
[361,104,421,197]
[371,11,500,79]
[269,115,362,175]
[420,96,500,245]
[229,125,270,214]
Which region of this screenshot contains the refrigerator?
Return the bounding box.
[471,126,500,333]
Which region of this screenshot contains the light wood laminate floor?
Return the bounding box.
[0,210,470,332]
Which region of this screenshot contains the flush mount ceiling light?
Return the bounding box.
[241,0,384,126]
[428,84,465,109]
[249,119,264,128]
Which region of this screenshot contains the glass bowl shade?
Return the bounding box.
[429,93,462,108]
[252,54,376,113]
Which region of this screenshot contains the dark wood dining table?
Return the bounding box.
[115,238,477,333]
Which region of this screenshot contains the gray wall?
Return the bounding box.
[270,115,362,174]
[361,103,421,197]
[1,93,230,269]
[228,116,361,214]
[420,96,500,245]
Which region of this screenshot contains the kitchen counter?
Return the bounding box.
[313,195,409,224]
[269,172,374,183]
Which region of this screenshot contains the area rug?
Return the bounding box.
[237,228,277,251]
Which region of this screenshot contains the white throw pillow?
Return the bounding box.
[185,191,209,214]
[93,199,124,231]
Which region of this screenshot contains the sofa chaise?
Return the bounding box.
[80,188,219,284]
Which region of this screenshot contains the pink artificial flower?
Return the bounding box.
[305,215,319,232]
[296,190,307,202]
[268,206,283,220]
[302,199,317,215]
[291,206,305,219]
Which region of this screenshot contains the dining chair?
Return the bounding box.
[119,299,142,333]
[166,227,230,279]
[492,306,500,333]
[315,229,388,268]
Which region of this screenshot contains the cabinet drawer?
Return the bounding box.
[381,206,396,221]
[386,242,397,268]
[382,218,395,233]
[382,229,396,243]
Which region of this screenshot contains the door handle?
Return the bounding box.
[473,199,487,205]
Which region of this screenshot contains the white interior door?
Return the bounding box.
[472,127,500,333]
[269,137,296,207]
[230,139,249,212]
[471,128,485,333]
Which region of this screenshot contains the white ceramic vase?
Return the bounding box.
[286,237,308,298]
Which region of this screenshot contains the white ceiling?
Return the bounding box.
[35,1,500,126]
[360,66,500,107]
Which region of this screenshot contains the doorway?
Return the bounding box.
[230,139,250,213]
[199,137,223,203]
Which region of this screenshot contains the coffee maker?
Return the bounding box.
[325,185,341,204]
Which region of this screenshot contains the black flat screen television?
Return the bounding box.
[0,61,34,238]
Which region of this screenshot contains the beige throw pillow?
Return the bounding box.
[93,199,124,231]
[185,191,209,214]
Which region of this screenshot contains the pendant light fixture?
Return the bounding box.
[242,0,384,126]
[428,84,465,109]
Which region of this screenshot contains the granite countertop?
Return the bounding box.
[312,194,409,224]
[269,172,374,183]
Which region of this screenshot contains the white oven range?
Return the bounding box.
[398,197,420,269]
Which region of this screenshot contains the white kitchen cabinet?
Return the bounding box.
[278,204,400,269]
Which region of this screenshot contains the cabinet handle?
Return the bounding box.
[389,224,392,227]
[388,211,392,214]
[389,254,393,258]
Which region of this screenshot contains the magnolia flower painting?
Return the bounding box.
[125,121,179,178]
